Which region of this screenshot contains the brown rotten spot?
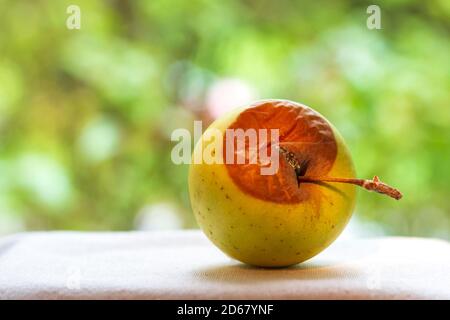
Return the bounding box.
[224,100,402,203]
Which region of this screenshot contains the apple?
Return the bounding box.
[189,100,401,267]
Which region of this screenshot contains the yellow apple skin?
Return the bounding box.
[189,107,356,267]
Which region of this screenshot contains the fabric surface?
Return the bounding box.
[0,230,448,300]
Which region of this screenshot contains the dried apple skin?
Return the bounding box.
[189,101,356,267]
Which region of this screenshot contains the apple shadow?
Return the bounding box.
[193,233,380,285]
[194,260,362,284]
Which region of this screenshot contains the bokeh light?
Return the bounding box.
[0,0,448,238]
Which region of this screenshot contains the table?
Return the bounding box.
[0,230,449,299]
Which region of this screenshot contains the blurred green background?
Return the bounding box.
[0,0,448,238]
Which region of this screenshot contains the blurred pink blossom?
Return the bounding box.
[206,78,256,119]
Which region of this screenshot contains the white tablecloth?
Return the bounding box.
[0,230,449,299]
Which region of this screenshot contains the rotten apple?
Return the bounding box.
[189,99,401,267]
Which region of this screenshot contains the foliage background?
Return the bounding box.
[0,0,448,238]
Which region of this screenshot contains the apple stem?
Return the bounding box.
[278,146,402,200]
[297,176,403,200]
